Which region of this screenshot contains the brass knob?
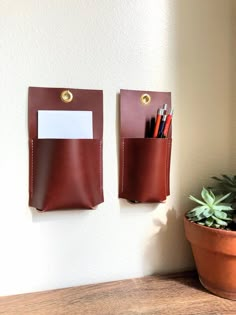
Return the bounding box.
[60,90,73,103]
[140,93,151,105]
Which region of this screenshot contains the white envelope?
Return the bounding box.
[38,110,93,139]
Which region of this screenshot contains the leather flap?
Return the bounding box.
[120,89,171,138]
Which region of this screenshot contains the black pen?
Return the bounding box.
[158,113,167,138]
[163,103,168,115]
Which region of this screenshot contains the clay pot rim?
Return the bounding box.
[184,213,236,237]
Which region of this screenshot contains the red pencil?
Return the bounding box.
[162,109,173,138]
[153,108,163,137]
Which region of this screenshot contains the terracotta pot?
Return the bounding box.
[184,216,236,300]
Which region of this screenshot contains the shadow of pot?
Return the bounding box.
[184,216,236,300]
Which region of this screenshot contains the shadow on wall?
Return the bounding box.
[29,206,93,223]
[143,208,195,275]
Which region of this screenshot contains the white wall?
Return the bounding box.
[0,0,234,296]
[232,0,236,164]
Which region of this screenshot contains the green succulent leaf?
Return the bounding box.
[205,217,214,226]
[211,176,222,182]
[223,184,236,192]
[215,202,232,207]
[187,185,235,229]
[187,206,207,216]
[213,204,233,211]
[214,193,231,205]
[212,216,228,226]
[222,174,234,183]
[197,222,205,226]
[226,195,236,203]
[203,209,213,218]
[224,216,233,221]
[191,215,204,222]
[189,195,206,206]
[214,210,227,220]
[212,223,220,228]
[201,187,214,205]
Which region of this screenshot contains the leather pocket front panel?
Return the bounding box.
[30,139,103,211]
[119,138,171,202]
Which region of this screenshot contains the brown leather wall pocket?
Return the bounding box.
[119,138,171,202]
[119,89,172,203]
[28,87,103,211]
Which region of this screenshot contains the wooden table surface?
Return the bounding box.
[0,271,234,315]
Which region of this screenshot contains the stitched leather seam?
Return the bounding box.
[166,141,169,195]
[99,141,102,194]
[121,139,125,193]
[166,138,171,195]
[31,139,34,198]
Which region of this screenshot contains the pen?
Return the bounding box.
[153,108,163,137]
[162,109,173,138]
[162,103,168,115]
[158,114,167,138]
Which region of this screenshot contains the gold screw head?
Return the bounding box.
[60,90,73,103]
[140,93,151,105]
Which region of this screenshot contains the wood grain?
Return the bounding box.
[0,272,234,315]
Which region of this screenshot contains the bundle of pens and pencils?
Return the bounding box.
[153,104,173,138]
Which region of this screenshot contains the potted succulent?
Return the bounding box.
[184,175,236,300]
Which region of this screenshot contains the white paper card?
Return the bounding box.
[38,110,93,139]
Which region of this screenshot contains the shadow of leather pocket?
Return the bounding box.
[119,138,171,202]
[30,139,103,211]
